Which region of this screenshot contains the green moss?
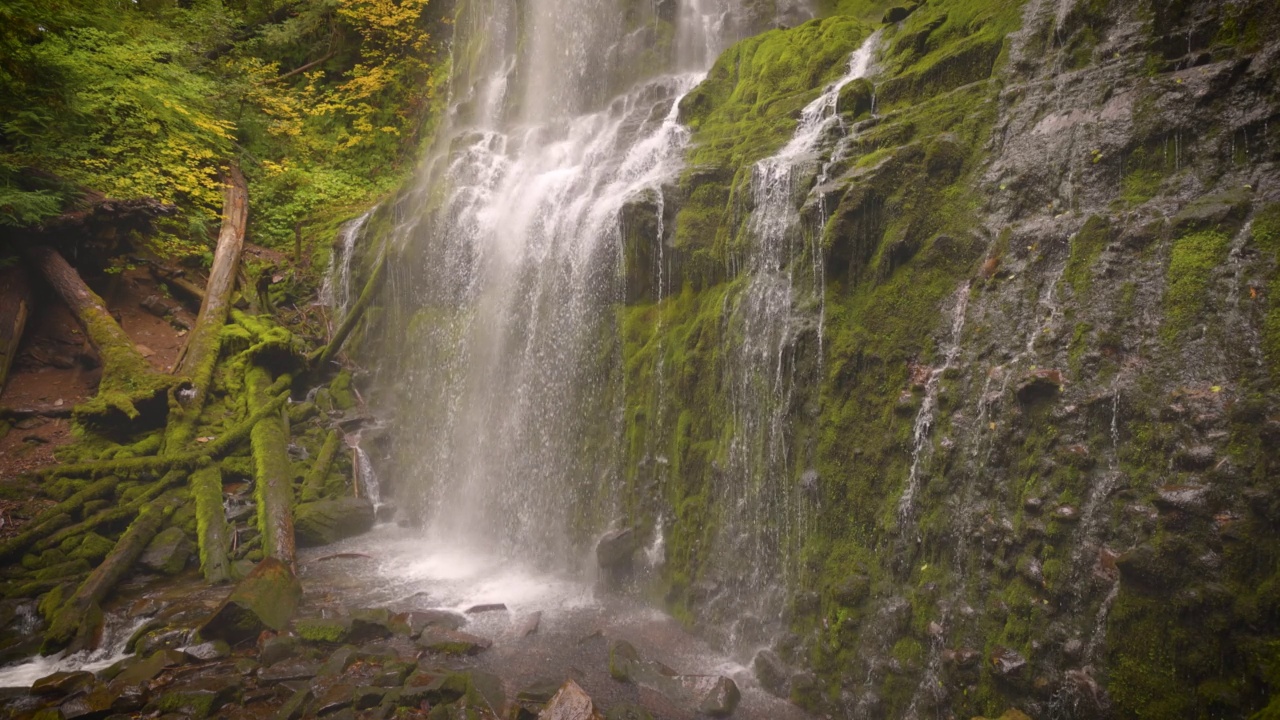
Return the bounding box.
[1122,168,1164,205]
[1064,215,1109,296]
[1161,230,1230,343]
[295,616,352,643]
[1253,203,1280,378]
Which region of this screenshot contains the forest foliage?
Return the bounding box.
[0,0,449,258]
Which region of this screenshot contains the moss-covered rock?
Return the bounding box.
[198,557,301,644]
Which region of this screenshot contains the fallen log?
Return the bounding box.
[0,405,74,420]
[35,387,290,480]
[192,465,231,584]
[167,165,248,453]
[0,477,118,562]
[42,491,182,654]
[0,266,32,396]
[300,429,340,503]
[147,265,206,308]
[25,246,173,425]
[249,366,296,569]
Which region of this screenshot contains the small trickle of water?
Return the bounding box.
[354,444,383,511]
[898,282,971,527]
[321,210,375,325]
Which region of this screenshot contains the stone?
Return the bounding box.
[1154,484,1212,516]
[353,686,386,710]
[596,528,637,570]
[69,533,115,563]
[752,649,788,697]
[274,687,313,720]
[677,675,740,717]
[294,498,375,547]
[318,646,360,676]
[395,609,466,636]
[538,679,602,720]
[151,676,242,719]
[608,639,643,682]
[515,678,563,704]
[465,603,507,614]
[989,646,1027,678]
[348,607,395,642]
[113,648,186,686]
[258,660,320,683]
[58,685,114,719]
[32,670,95,696]
[1173,445,1216,471]
[416,626,491,655]
[140,526,193,575]
[199,558,302,644]
[313,682,355,715]
[514,611,541,637]
[258,633,299,666]
[372,661,414,687]
[1052,505,1079,522]
[180,639,230,662]
[295,615,353,643]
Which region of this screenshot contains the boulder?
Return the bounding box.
[199,558,302,644]
[395,609,466,636]
[180,639,230,661]
[989,646,1027,679]
[113,648,186,686]
[32,670,95,696]
[539,679,602,720]
[596,528,637,570]
[257,633,298,666]
[416,626,492,655]
[752,648,788,697]
[295,615,353,643]
[151,676,242,719]
[139,526,193,575]
[294,497,375,547]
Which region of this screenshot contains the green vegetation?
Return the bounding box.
[1,0,449,257]
[1162,230,1230,343]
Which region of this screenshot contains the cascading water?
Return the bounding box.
[711,33,881,643]
[376,0,807,567]
[320,210,374,325]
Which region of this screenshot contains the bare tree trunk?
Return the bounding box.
[0,266,32,396]
[25,246,171,423]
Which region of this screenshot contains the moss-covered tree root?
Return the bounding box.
[35,388,291,480]
[0,477,118,562]
[42,491,182,654]
[34,471,183,553]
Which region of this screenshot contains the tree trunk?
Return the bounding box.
[25,246,171,423]
[42,491,182,654]
[248,365,296,569]
[167,165,248,454]
[0,266,32,396]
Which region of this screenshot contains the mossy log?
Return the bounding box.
[0,265,32,395]
[300,429,340,503]
[25,245,173,424]
[35,387,290,480]
[148,264,206,308]
[192,465,231,584]
[309,248,386,370]
[0,476,118,562]
[248,366,296,569]
[42,491,182,654]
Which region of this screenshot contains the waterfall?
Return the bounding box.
[376,0,804,565]
[710,32,881,643]
[320,210,374,326]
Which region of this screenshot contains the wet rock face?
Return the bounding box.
[598,0,1280,715]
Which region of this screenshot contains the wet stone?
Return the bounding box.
[296,616,353,644]
[181,639,231,662]
[294,498,375,547]
[752,649,788,697]
[604,703,655,720]
[32,670,95,696]
[139,526,193,575]
[151,676,242,719]
[259,633,300,666]
[314,682,355,715]
[990,646,1027,679]
[465,603,507,614]
[539,679,600,720]
[415,627,491,655]
[1154,484,1212,516]
[200,558,302,645]
[353,686,386,710]
[395,609,466,636]
[274,687,313,720]
[259,660,321,683]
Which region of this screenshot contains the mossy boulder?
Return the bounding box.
[198,557,301,644]
[69,532,115,563]
[294,497,375,547]
[139,526,193,575]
